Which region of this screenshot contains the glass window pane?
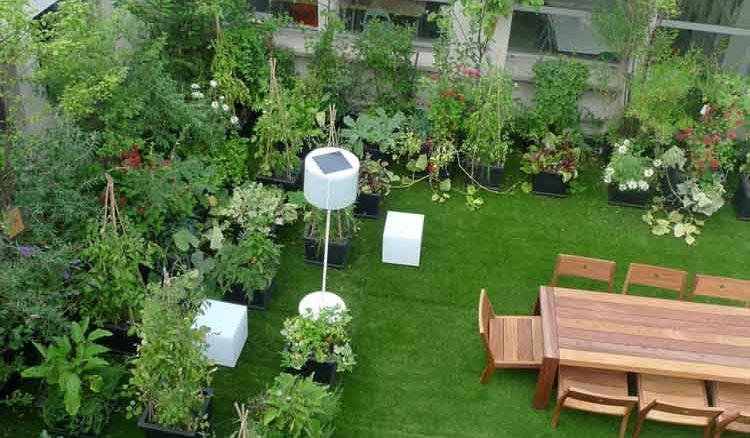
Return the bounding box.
[678,0,750,30]
[339,0,443,39]
[509,10,617,60]
[673,29,750,74]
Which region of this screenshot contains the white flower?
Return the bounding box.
[653,159,662,168]
[618,183,627,191]
[222,104,230,112]
[604,166,615,177]
[644,168,654,178]
[230,116,239,125]
[603,175,612,184]
[209,80,218,88]
[627,179,638,190]
[638,180,649,191]
[623,139,631,147]
[191,91,204,99]
[219,96,225,101]
[191,83,200,90]
[210,101,219,109]
[617,144,628,154]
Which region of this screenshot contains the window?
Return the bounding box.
[338,0,446,40]
[253,0,320,27]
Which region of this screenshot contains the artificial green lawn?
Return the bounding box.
[3,161,750,438]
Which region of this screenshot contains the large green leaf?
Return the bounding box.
[61,372,82,416]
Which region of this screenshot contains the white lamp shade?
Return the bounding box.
[304,147,360,210]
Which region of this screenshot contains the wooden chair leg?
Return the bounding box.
[632,412,645,438]
[479,361,494,384]
[703,425,712,438]
[618,410,631,438]
[712,423,725,438]
[550,397,565,429]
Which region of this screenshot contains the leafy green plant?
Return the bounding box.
[22,318,123,436]
[304,205,358,246]
[306,14,352,114]
[603,139,656,191]
[214,233,281,297]
[341,108,405,158]
[215,182,302,236]
[127,270,214,432]
[280,307,356,373]
[359,158,397,196]
[463,68,515,167]
[530,58,589,136]
[258,374,339,438]
[521,130,583,183]
[210,135,251,185]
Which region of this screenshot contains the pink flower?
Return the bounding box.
[727,130,737,140]
[463,67,481,78]
[703,135,713,146]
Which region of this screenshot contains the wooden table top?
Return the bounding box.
[539,286,750,384]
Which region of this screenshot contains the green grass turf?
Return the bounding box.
[3,162,750,438]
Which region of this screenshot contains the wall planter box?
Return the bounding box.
[286,360,337,386]
[532,172,569,198]
[608,185,651,209]
[660,167,686,211]
[303,230,351,269]
[137,388,213,438]
[98,322,140,356]
[255,161,303,191]
[465,161,504,189]
[354,192,382,219]
[223,278,276,311]
[735,176,750,220]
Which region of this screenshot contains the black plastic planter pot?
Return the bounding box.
[735,176,750,220]
[354,192,382,219]
[303,233,351,269]
[465,161,504,189]
[255,162,303,191]
[608,185,652,209]
[660,167,686,210]
[98,322,140,355]
[223,278,276,311]
[364,144,388,162]
[137,388,213,438]
[532,172,569,198]
[287,360,338,386]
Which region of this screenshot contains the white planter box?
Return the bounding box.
[193,299,248,367]
[382,211,424,267]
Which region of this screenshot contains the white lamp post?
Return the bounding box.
[298,147,359,317]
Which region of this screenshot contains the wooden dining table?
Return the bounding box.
[533,286,750,410]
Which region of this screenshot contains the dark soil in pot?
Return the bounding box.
[532,172,569,198]
[608,185,652,209]
[223,278,276,311]
[286,359,337,386]
[137,388,213,438]
[354,192,382,219]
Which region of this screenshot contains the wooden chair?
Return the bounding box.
[634,374,723,438]
[622,262,689,299]
[551,366,637,438]
[550,254,616,293]
[709,382,750,437]
[478,289,543,384]
[691,274,750,307]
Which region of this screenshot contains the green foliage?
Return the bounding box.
[341,108,406,158]
[260,374,340,438]
[603,139,656,189]
[209,135,250,184]
[281,307,356,373]
[306,14,352,114]
[359,158,397,195]
[215,182,302,235]
[128,270,214,432]
[10,121,99,243]
[530,58,589,135]
[354,20,416,114]
[78,229,161,324]
[214,233,281,295]
[463,68,515,166]
[521,130,583,183]
[304,206,358,243]
[22,318,123,435]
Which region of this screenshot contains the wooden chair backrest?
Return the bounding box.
[691,274,750,307]
[622,263,688,299]
[551,254,617,292]
[646,400,723,420]
[564,387,638,408]
[478,289,495,353]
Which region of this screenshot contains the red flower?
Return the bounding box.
[457,93,465,103]
[441,88,458,98]
[710,159,720,170]
[727,130,737,140]
[712,134,722,143]
[736,118,745,127]
[462,67,481,78]
[676,130,688,141]
[702,135,713,146]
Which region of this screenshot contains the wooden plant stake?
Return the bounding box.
[100,173,126,236]
[326,104,337,148]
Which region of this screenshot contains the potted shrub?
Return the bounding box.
[216,233,281,311]
[341,108,405,160]
[281,307,356,386]
[463,68,515,189]
[303,205,358,269]
[521,130,583,197]
[736,152,750,220]
[254,373,339,438]
[253,59,321,190]
[354,157,396,219]
[128,271,215,438]
[22,319,124,438]
[603,139,657,208]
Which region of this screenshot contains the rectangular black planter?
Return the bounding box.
[303,234,351,269]
[660,167,686,211]
[286,360,338,386]
[532,172,569,198]
[223,278,276,311]
[255,162,302,191]
[466,161,504,189]
[354,192,382,219]
[364,144,389,162]
[97,322,140,356]
[735,176,750,220]
[137,388,213,438]
[608,185,652,209]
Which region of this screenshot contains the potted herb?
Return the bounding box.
[521,130,583,197]
[128,270,215,438]
[214,182,303,239]
[463,68,515,189]
[341,108,405,161]
[281,307,356,386]
[22,319,124,438]
[216,233,281,311]
[354,157,396,219]
[736,152,750,220]
[603,139,657,208]
[303,205,358,269]
[253,59,321,190]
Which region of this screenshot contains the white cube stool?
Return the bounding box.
[193,299,248,367]
[382,211,424,267]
